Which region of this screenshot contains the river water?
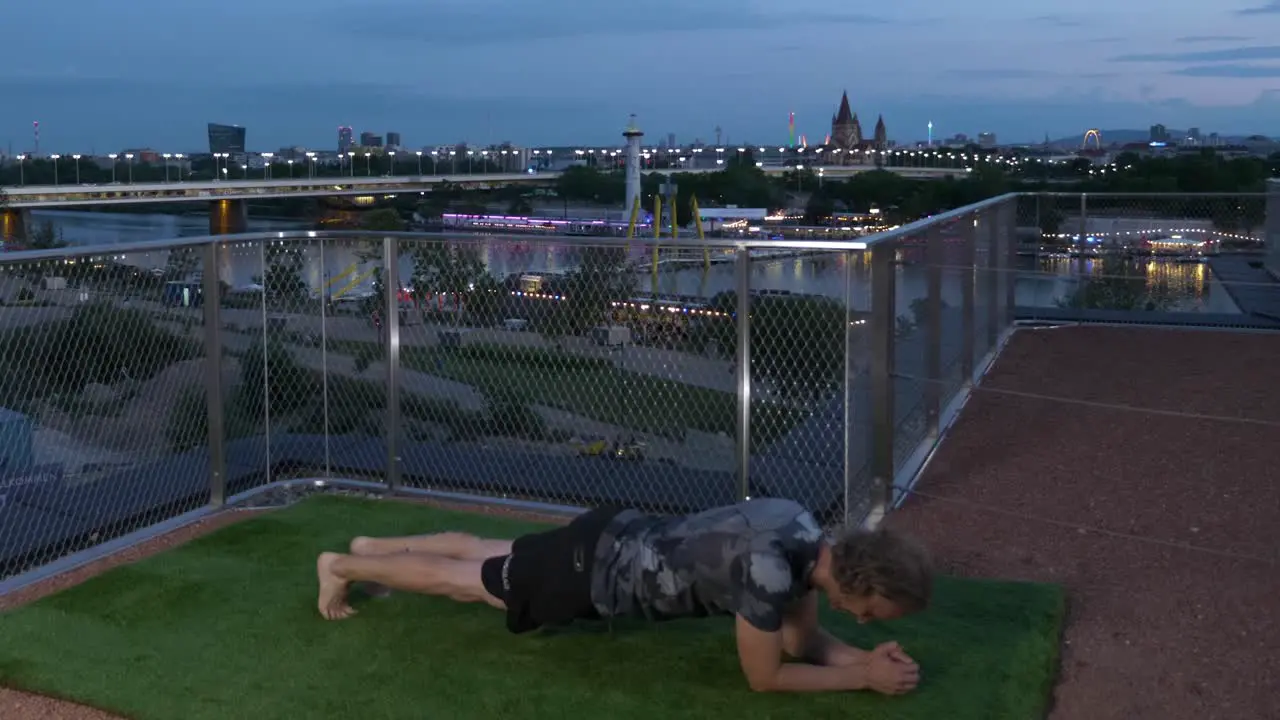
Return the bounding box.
[27,210,1239,314]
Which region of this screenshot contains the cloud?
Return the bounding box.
[1175,35,1252,43]
[1171,63,1280,77]
[1088,36,1126,44]
[335,1,894,45]
[1237,2,1280,15]
[1028,14,1085,27]
[1112,45,1280,62]
[944,68,1059,79]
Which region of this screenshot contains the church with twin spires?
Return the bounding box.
[828,90,887,160]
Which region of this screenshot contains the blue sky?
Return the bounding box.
[3,0,1280,152]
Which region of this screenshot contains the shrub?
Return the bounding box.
[237,340,315,419]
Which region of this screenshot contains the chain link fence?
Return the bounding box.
[2,195,1026,583]
[0,243,212,581]
[1016,193,1270,318]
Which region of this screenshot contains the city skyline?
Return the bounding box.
[4,0,1280,151]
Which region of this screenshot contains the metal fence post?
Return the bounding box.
[1003,199,1018,326]
[202,241,227,507]
[923,227,943,438]
[734,246,752,501]
[257,240,273,487]
[319,237,332,478]
[985,210,1000,350]
[1077,193,1089,278]
[960,213,977,383]
[1265,179,1280,277]
[383,236,402,492]
[841,249,859,527]
[867,241,896,525]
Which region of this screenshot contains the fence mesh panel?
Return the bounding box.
[2,196,1036,582]
[1019,193,1264,316]
[0,244,211,581]
[392,235,739,513]
[888,227,932,472]
[747,248,870,526]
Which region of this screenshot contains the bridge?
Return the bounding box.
[0,164,965,210]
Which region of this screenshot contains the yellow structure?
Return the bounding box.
[333,267,377,299]
[625,196,641,245]
[690,195,709,269]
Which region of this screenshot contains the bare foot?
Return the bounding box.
[316,552,357,620]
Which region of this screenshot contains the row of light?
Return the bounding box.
[6,148,1127,165]
[1045,226,1256,240]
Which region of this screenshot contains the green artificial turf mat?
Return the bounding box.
[0,496,1065,720]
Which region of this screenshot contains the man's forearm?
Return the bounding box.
[802,628,866,667]
[755,658,870,693]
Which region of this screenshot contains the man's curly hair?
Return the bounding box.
[829,526,933,612]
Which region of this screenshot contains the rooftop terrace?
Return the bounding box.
[1,190,1278,718]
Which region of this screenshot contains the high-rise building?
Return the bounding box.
[208,123,246,155]
[1187,127,1202,145]
[386,132,401,148]
[359,131,382,147]
[338,126,353,154]
[1149,124,1169,143]
[978,132,997,149]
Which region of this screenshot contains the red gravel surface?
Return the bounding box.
[887,325,1280,720]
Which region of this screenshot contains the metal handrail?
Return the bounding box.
[1032,191,1268,198]
[0,193,1022,263]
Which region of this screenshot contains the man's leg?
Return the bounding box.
[316,551,504,620]
[348,532,512,560]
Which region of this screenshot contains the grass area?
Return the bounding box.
[0,497,1064,720]
[332,339,805,447]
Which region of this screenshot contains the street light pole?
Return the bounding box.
[72,154,81,184]
[306,151,316,178]
[50,154,62,186]
[364,152,372,176]
[261,152,274,180]
[163,153,173,182]
[288,159,295,178]
[388,150,396,176]
[415,150,423,175]
[16,155,25,186]
[125,153,134,183]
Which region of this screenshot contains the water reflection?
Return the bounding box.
[26,210,1237,314]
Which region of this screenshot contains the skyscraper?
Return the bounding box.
[338,126,353,154]
[386,132,401,148]
[208,123,246,155]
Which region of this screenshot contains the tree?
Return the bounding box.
[543,247,635,339]
[804,192,836,224]
[555,165,621,203]
[361,207,405,232]
[702,292,847,401]
[25,220,67,250]
[1062,257,1169,312]
[410,241,489,325]
[165,247,200,280]
[259,243,309,302]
